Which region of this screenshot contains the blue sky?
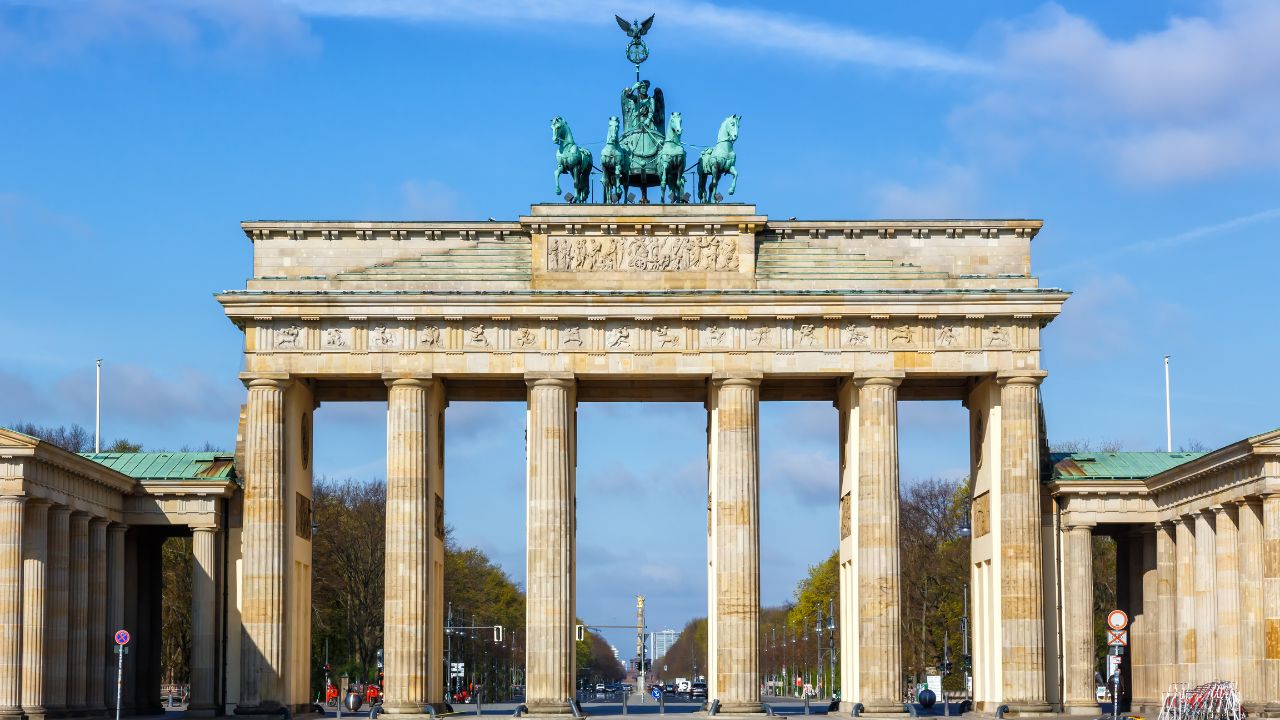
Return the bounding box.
[2,0,1279,657]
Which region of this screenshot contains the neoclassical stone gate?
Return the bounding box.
[217,204,1067,716]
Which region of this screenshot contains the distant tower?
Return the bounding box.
[636,595,646,689]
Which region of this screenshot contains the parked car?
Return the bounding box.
[663,684,674,694]
[691,682,707,699]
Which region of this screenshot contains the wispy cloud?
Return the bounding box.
[284,0,986,74]
[1046,206,1280,274]
[0,0,317,61]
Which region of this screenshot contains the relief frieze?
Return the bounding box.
[255,317,1028,355]
[547,234,738,272]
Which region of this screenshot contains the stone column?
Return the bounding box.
[20,501,48,720]
[45,506,70,713]
[382,378,434,716]
[87,519,108,713]
[1213,505,1240,689]
[1193,510,1216,684]
[67,512,89,710]
[1174,517,1195,683]
[1263,494,1280,717]
[105,524,126,710]
[1236,500,1264,711]
[239,377,287,713]
[1155,523,1177,697]
[525,375,576,715]
[707,375,762,714]
[190,527,219,717]
[997,373,1050,712]
[0,497,24,718]
[1062,522,1098,714]
[853,376,902,715]
[1136,529,1158,708]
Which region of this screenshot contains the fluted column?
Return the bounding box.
[525,375,576,715]
[1193,510,1216,684]
[0,497,24,718]
[1136,529,1158,708]
[1213,506,1240,689]
[997,373,1050,712]
[87,519,108,713]
[190,527,219,717]
[105,524,126,711]
[1237,500,1264,711]
[238,377,287,713]
[1174,517,1196,683]
[1155,523,1177,697]
[707,375,762,714]
[853,375,902,714]
[20,501,48,720]
[1062,523,1098,714]
[67,513,89,710]
[382,378,433,715]
[1263,494,1280,717]
[45,506,70,713]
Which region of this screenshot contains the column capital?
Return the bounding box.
[996,369,1049,385]
[191,526,218,536]
[0,495,24,506]
[1062,519,1096,532]
[384,375,434,389]
[239,372,289,389]
[710,372,762,387]
[88,516,109,529]
[47,504,71,518]
[106,522,128,536]
[852,369,904,385]
[524,371,575,388]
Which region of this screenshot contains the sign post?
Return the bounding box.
[1105,611,1128,720]
[113,630,131,720]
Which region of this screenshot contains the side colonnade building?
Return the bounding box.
[1,204,1277,718]
[0,432,237,718]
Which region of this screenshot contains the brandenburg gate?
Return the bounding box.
[216,203,1067,715]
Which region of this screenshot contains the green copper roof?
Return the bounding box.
[1050,451,1206,481]
[80,452,236,483]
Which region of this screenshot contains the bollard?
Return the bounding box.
[622,689,629,715]
[659,691,665,716]
[476,688,482,716]
[943,691,950,717]
[804,694,810,715]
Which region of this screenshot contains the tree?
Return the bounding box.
[161,536,193,686]
[311,478,387,685]
[8,422,143,452]
[899,478,970,690]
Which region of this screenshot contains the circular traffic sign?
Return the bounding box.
[114,629,131,646]
[1106,609,1128,631]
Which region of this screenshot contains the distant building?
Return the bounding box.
[653,629,678,660]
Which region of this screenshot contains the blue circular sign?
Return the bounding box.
[651,688,661,700]
[114,629,130,646]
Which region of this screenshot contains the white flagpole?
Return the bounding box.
[95,358,102,453]
[1164,355,1172,452]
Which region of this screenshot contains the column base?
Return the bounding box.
[1003,702,1056,717]
[1063,702,1102,715]
[857,701,908,717]
[187,703,219,718]
[1259,704,1280,719]
[524,700,574,716]
[21,706,47,720]
[714,701,765,715]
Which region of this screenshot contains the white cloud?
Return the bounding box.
[54,363,242,427]
[284,0,986,74]
[871,165,980,218]
[960,1,1280,183]
[400,179,469,219]
[0,0,317,61]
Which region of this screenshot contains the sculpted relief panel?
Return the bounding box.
[260,317,1031,356]
[547,234,739,272]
